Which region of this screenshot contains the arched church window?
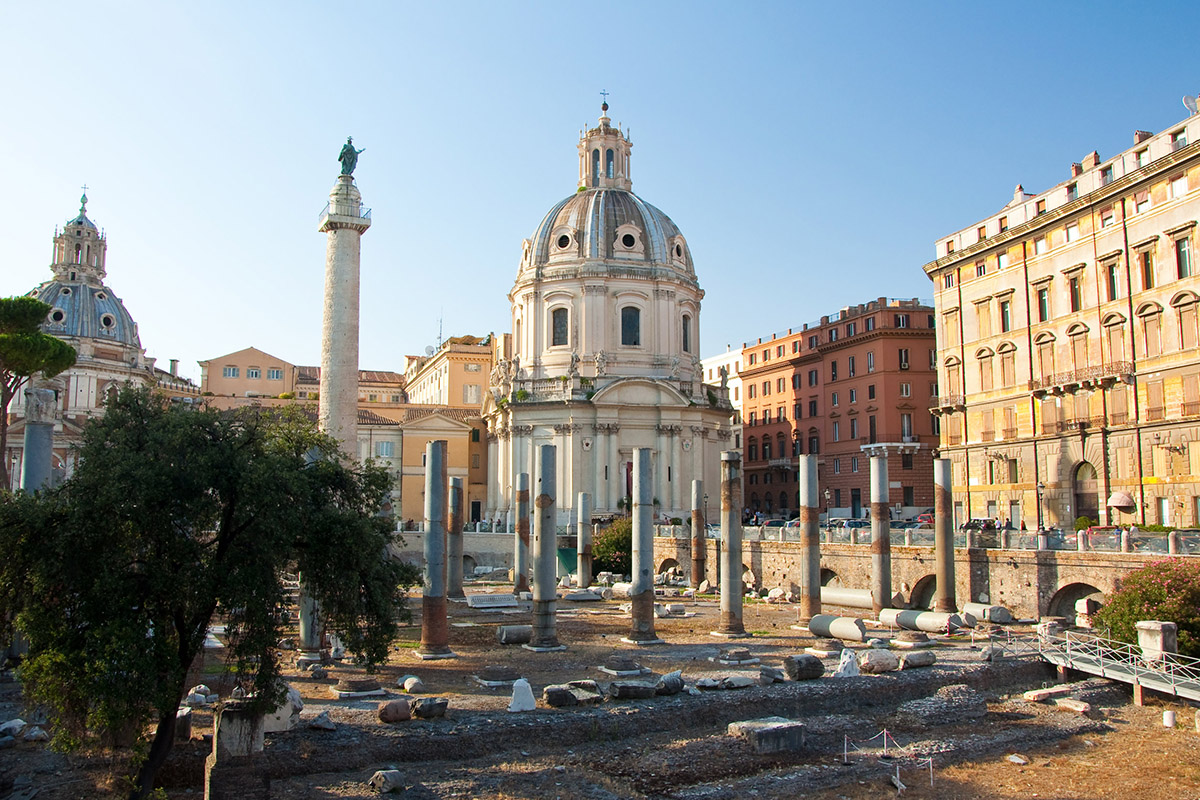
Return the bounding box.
[606,149,614,178]
[74,243,82,264]
[682,315,691,353]
[591,149,600,187]
[551,308,568,347]
[621,306,641,346]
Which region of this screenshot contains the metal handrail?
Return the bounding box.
[1040,629,1200,700]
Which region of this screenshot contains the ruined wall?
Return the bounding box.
[653,537,1158,619]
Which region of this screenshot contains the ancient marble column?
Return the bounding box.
[870,455,892,616]
[417,440,454,659]
[447,476,465,599]
[798,454,821,623]
[20,387,56,491]
[513,472,531,595]
[528,445,564,650]
[576,491,592,589]
[626,448,663,644]
[690,479,706,589]
[713,450,747,637]
[933,457,956,613]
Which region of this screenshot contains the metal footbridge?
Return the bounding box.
[1033,630,1200,703]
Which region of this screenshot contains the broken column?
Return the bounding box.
[870,455,892,616]
[528,445,564,650]
[798,454,821,624]
[513,472,530,595]
[203,702,268,800]
[625,447,663,644]
[577,491,592,589]
[417,440,455,659]
[690,479,706,589]
[447,476,465,599]
[933,457,956,613]
[20,387,56,491]
[713,450,748,637]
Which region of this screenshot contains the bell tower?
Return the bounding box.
[51,191,107,284]
[577,101,633,191]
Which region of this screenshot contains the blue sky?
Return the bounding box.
[3,2,1200,382]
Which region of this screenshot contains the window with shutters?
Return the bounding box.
[1070,331,1089,370]
[978,354,993,391]
[1183,373,1200,417]
[999,348,1016,387]
[1179,299,1199,351]
[1036,338,1055,380]
[976,303,991,338]
[1147,380,1165,421]
[943,310,959,347]
[1105,321,1126,361]
[1003,405,1018,439]
[1142,310,1163,357]
[1040,397,1058,434]
[1110,384,1129,425]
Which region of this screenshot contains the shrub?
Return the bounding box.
[1094,558,1200,658]
[1074,516,1094,531]
[593,518,632,578]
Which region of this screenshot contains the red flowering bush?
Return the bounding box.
[1094,558,1200,658]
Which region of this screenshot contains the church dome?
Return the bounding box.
[30,193,143,350]
[33,280,142,349]
[528,188,694,276]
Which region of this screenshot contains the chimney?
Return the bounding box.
[1134,130,1153,144]
[169,359,178,377]
[1070,163,1083,178]
[1082,151,1101,170]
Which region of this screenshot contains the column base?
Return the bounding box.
[710,630,751,638]
[415,648,457,661]
[294,650,326,667]
[522,643,567,652]
[619,637,666,646]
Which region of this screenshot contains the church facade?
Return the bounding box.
[483,105,733,527]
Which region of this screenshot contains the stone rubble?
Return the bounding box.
[308,711,337,731]
[858,649,899,674]
[378,699,412,723]
[831,649,861,678]
[783,654,825,681]
[507,678,536,712]
[892,683,988,727]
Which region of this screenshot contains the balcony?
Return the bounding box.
[1055,419,1091,433]
[767,457,793,469]
[930,394,966,412]
[1110,412,1129,425]
[1184,401,1200,417]
[1147,406,1165,421]
[981,430,995,442]
[1029,362,1134,394]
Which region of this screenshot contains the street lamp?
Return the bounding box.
[703,492,709,527]
[1036,481,1046,531]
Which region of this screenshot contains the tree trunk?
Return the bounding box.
[127,709,176,800]
[0,382,13,490]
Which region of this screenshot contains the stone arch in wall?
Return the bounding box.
[462,554,478,576]
[820,568,841,587]
[657,557,680,574]
[1047,581,1104,618]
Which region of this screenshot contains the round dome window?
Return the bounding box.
[60,287,71,296]
[50,309,65,323]
[100,314,115,329]
[557,234,571,249]
[621,233,636,248]
[675,244,683,258]
[97,292,107,301]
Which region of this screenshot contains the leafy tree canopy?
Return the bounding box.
[1094,558,1200,658]
[0,387,419,799]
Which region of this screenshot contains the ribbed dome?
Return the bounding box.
[34,280,141,349]
[527,187,694,277]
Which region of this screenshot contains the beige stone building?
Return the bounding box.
[199,348,407,404]
[925,104,1200,529]
[402,335,493,407]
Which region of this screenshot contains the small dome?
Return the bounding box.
[527,187,694,277]
[35,279,141,349]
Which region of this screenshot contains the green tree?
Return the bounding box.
[1094,558,1200,658]
[593,517,633,578]
[0,387,419,799]
[0,296,76,488]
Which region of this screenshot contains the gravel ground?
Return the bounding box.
[0,585,1165,799]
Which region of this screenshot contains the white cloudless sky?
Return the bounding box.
[3,1,1200,382]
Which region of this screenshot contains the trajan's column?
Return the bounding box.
[318,137,370,451]
[300,138,370,666]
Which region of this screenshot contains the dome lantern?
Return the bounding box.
[578,101,632,191]
[52,189,107,284]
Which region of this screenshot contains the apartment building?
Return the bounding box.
[924,105,1200,528]
[739,297,937,519]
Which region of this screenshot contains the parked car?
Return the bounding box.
[915,513,934,525]
[959,518,997,531]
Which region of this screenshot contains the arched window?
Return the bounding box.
[779,491,788,511]
[1067,324,1089,370]
[606,148,614,178]
[682,314,691,353]
[976,348,994,392]
[74,243,82,264]
[591,149,600,187]
[1137,302,1163,357]
[621,306,641,346]
[1103,314,1127,360]
[1173,292,1200,350]
[762,439,772,460]
[747,437,758,461]
[551,307,568,347]
[808,431,819,455]
[1034,333,1056,380]
[997,342,1017,387]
